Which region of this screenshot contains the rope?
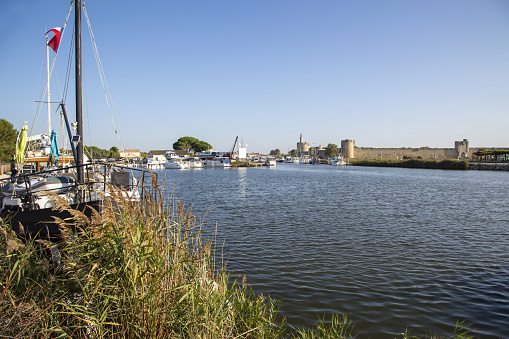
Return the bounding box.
[83,1,126,152]
[62,25,74,102]
[83,62,94,160]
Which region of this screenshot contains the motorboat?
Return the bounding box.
[144,158,165,169]
[329,156,347,166]
[163,159,189,169]
[185,157,203,169]
[265,157,277,167]
[164,151,178,160]
[202,157,231,168]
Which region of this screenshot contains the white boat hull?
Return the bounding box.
[202,158,231,168]
[329,157,347,166]
[163,161,188,169]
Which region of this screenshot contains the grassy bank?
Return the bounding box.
[0,186,285,338]
[1,183,474,338]
[351,159,469,170]
[231,161,266,168]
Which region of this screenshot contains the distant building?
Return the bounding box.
[310,145,326,157]
[455,139,469,158]
[148,150,168,162]
[120,149,141,159]
[238,147,247,160]
[296,134,310,157]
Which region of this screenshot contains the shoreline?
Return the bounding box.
[349,159,509,171]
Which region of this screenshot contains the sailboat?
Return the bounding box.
[21,27,74,171]
[0,0,155,239]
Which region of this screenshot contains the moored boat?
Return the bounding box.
[329,156,347,166]
[202,157,231,168]
[0,1,155,239]
[185,157,203,169]
[265,157,277,167]
[299,157,310,164]
[164,151,178,160]
[163,159,189,169]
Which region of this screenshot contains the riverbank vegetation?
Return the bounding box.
[351,159,469,170]
[84,145,120,160]
[0,187,284,338]
[0,118,17,162]
[1,183,474,338]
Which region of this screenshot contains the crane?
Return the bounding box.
[228,136,239,160]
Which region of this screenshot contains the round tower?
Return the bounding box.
[297,133,310,157]
[341,139,355,159]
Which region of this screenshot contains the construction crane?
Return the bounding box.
[228,136,239,160]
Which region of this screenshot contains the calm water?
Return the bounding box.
[155,164,509,338]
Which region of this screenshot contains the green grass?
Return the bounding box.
[291,314,355,339]
[351,159,469,170]
[0,181,476,338]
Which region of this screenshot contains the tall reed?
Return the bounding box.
[0,182,284,338]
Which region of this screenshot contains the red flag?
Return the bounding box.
[46,27,62,52]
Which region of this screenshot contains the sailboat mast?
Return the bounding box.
[75,0,84,183]
[46,36,51,134]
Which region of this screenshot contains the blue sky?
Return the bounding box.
[1,0,508,154]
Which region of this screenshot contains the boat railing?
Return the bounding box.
[0,162,159,211]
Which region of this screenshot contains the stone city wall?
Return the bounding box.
[352,147,478,160]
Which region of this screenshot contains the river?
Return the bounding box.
[154,164,508,338]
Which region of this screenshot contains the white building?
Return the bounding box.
[119,149,141,159]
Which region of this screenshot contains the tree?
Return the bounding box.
[269,149,281,156]
[173,136,197,152]
[85,146,109,160]
[289,149,297,157]
[193,140,213,153]
[0,119,17,162]
[173,137,212,153]
[324,143,339,158]
[109,146,120,159]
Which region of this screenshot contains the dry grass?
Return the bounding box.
[0,182,284,338]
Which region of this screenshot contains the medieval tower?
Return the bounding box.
[297,134,310,157]
[341,139,355,160]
